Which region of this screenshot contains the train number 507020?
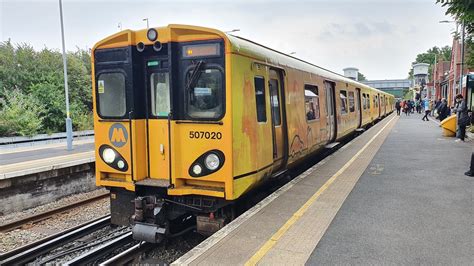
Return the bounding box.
[189,131,222,140]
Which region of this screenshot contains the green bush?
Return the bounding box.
[0,89,44,136]
[0,41,93,136]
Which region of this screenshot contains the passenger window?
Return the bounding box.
[254,76,267,122]
[340,90,348,114]
[363,94,367,110]
[97,72,126,117]
[368,95,371,109]
[269,79,281,126]
[150,72,170,116]
[304,84,320,121]
[348,91,355,113]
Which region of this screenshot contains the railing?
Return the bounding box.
[0,130,94,145]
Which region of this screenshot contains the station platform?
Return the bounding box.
[0,139,94,179]
[174,113,473,265]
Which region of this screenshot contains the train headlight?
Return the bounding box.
[117,160,125,169]
[192,164,203,175]
[204,153,220,171]
[189,150,224,177]
[102,148,116,163]
[147,28,158,41]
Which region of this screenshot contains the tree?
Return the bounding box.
[437,0,474,35]
[0,41,93,136]
[358,72,367,81]
[437,0,474,68]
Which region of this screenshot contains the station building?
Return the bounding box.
[431,36,474,110]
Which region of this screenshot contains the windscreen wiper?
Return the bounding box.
[185,60,205,92]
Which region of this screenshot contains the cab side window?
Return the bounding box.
[304,84,320,121]
[254,76,267,122]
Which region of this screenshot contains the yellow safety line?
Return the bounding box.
[245,115,397,265]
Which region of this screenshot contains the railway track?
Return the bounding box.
[63,231,136,265]
[0,192,109,233]
[0,215,111,265]
[99,241,154,265]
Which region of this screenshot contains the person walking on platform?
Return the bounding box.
[438,98,449,121]
[453,94,468,141]
[403,100,410,116]
[465,152,474,177]
[395,100,401,116]
[422,98,430,121]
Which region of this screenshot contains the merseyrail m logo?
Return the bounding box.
[109,123,128,148]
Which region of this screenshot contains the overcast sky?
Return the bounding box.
[0,0,456,79]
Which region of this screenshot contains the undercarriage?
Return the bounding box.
[109,187,232,243]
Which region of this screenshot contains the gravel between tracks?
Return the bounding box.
[0,189,110,254]
[146,233,207,264]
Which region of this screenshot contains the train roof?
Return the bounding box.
[224,33,389,96]
[93,24,391,97]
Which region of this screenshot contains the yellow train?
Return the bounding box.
[92,24,394,242]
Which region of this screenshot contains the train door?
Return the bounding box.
[324,81,337,142]
[356,88,362,128]
[377,93,381,118]
[269,69,287,171]
[143,58,171,186]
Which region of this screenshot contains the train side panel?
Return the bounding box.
[231,54,274,199]
[285,69,327,164]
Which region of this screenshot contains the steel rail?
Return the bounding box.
[0,215,109,261]
[64,231,135,266]
[0,215,111,265]
[0,192,109,232]
[99,241,154,265]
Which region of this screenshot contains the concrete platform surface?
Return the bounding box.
[174,113,473,265]
[0,139,95,179]
[308,113,473,265]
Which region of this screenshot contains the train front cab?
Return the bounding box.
[92,25,237,242]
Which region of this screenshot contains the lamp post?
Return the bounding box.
[432,52,443,100]
[225,29,240,34]
[459,21,465,96]
[58,0,73,151]
[143,18,149,28]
